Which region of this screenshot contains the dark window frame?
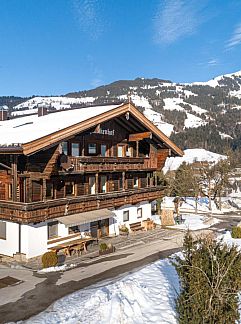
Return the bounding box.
[123,210,129,222]
[0,221,6,240]
[48,221,58,240]
[137,208,142,218]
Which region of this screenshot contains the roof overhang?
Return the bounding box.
[56,208,116,227]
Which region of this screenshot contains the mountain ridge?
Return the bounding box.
[1,70,241,154]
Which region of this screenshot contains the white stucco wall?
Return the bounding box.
[58,222,69,237]
[21,222,48,259]
[113,201,151,235]
[109,217,117,236]
[0,221,19,257]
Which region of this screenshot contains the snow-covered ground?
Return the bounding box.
[38,264,76,273]
[220,231,241,250]
[167,214,220,231]
[26,257,180,324]
[162,196,239,214]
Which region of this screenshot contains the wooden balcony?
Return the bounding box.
[61,156,157,173]
[0,186,165,224]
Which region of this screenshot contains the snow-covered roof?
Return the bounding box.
[0,104,120,146]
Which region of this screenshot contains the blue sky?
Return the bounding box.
[1,0,241,96]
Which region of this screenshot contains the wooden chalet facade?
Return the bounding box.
[0,103,183,259]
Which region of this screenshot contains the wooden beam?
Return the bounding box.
[0,162,11,170]
[129,132,152,142]
[136,141,139,157]
[11,155,18,201]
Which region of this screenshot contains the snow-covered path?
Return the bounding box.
[25,257,179,324]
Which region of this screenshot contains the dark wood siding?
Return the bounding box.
[32,180,42,202]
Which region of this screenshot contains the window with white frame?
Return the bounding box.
[0,221,6,240]
[71,143,80,156]
[123,210,129,222]
[48,221,58,239]
[88,143,97,155]
[137,208,142,218]
[101,144,107,157]
[61,142,68,155]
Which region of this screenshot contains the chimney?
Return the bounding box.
[0,108,7,121]
[38,106,48,117]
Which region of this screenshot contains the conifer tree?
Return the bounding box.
[173,232,241,323]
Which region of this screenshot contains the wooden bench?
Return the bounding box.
[48,237,96,256]
[129,222,144,233]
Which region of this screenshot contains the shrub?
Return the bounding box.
[99,243,108,252]
[119,225,129,233]
[173,231,241,323]
[231,226,241,238]
[42,251,58,268]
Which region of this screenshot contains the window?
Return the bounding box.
[126,146,133,157]
[101,144,107,157]
[47,221,58,239]
[65,182,75,196]
[137,208,142,218]
[89,176,96,194]
[100,175,107,193]
[123,210,129,222]
[71,143,79,156]
[69,226,80,234]
[46,181,54,199]
[88,143,97,155]
[0,221,6,240]
[62,142,68,155]
[118,145,124,157]
[134,176,139,188]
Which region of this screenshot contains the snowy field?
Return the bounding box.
[25,257,180,324]
[167,214,220,231]
[26,231,241,324]
[162,196,240,214]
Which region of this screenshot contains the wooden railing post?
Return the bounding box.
[95,173,99,194]
[11,154,18,201]
[43,178,47,202]
[122,171,125,191]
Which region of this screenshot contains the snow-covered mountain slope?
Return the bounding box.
[4,70,241,153]
[163,149,226,174]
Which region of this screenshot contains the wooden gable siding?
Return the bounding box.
[32,180,42,202]
[26,146,60,173]
[43,145,60,175]
[0,171,11,200]
[157,149,170,169]
[20,104,183,157]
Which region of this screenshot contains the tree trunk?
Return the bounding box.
[219,191,222,210]
[195,196,198,214]
[208,191,212,211]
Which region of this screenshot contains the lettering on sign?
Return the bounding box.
[96,128,115,136]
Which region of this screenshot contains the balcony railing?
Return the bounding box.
[0,186,165,223]
[62,155,157,173]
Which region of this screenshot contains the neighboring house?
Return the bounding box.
[0,103,183,259]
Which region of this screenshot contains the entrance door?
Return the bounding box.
[100,218,109,236]
[90,219,109,238]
